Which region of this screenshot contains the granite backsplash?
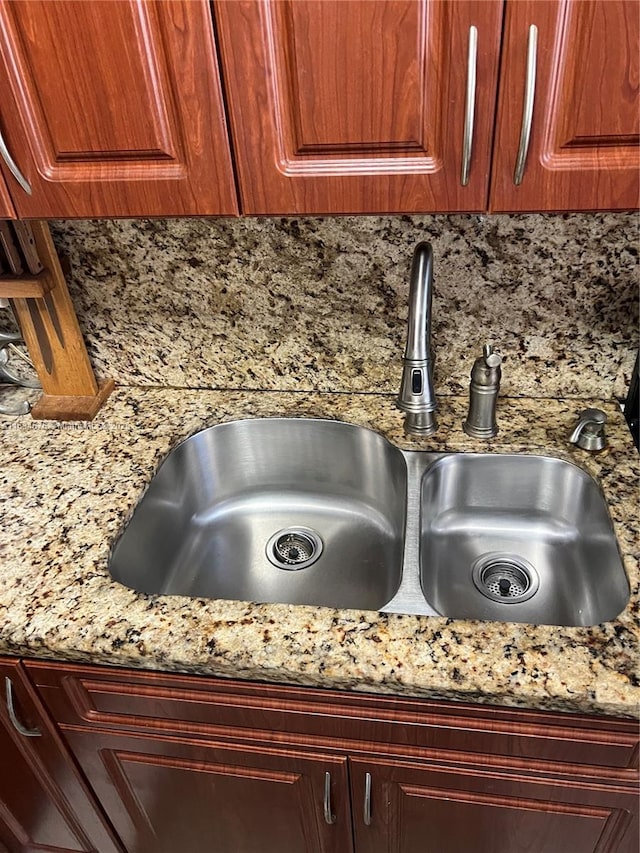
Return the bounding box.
[47,213,638,400]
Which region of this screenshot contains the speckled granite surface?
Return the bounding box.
[0,389,638,718]
[47,214,638,400]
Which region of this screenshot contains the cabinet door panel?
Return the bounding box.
[0,659,122,853]
[351,757,638,853]
[490,0,640,211]
[215,0,503,213]
[62,729,352,853]
[0,0,238,217]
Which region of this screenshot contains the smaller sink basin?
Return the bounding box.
[109,419,406,610]
[419,454,629,626]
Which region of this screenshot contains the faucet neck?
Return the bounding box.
[404,242,433,362]
[397,242,437,436]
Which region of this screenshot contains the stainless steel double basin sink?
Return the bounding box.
[109,419,629,627]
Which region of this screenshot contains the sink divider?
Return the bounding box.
[381,450,442,617]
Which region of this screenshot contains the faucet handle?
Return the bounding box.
[483,343,502,369]
[569,408,607,452]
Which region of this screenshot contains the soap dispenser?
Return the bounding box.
[463,344,502,438]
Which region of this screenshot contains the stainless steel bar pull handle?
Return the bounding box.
[461,25,478,186]
[323,772,336,824]
[5,677,41,737]
[513,24,538,186]
[363,772,372,826]
[0,127,31,195]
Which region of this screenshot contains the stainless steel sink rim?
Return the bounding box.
[109,419,629,628]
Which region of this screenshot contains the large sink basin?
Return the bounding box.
[109,419,407,610]
[419,454,629,627]
[110,418,629,627]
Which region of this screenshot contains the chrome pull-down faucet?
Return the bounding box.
[397,242,437,436]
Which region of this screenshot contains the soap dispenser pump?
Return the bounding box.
[463,344,502,439]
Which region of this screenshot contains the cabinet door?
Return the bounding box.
[490,0,639,211]
[351,757,639,853]
[215,0,503,214]
[0,659,122,853]
[0,0,238,217]
[60,728,353,853]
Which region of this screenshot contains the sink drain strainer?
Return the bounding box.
[266,528,323,570]
[472,553,539,604]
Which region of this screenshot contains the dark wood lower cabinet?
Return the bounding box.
[351,757,638,853]
[5,659,638,853]
[0,659,122,853]
[58,730,352,853]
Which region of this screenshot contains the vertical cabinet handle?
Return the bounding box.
[0,127,31,195]
[4,677,41,737]
[513,24,538,185]
[363,772,372,826]
[323,771,336,824]
[460,25,478,186]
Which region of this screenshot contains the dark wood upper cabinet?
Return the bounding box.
[0,659,122,853]
[214,0,504,214]
[0,0,636,217]
[215,0,639,214]
[0,0,238,218]
[490,0,640,211]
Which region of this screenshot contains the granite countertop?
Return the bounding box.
[0,389,638,719]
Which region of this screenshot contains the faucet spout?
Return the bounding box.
[397,242,437,436]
